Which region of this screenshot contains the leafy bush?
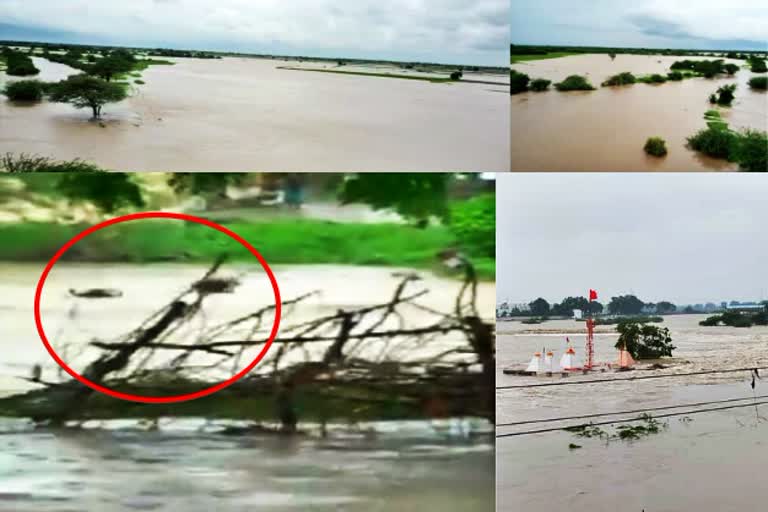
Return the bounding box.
[670,59,725,78]
[449,70,463,81]
[2,49,40,76]
[749,58,767,73]
[723,63,740,75]
[644,137,668,157]
[602,72,636,86]
[687,126,738,160]
[749,76,768,90]
[449,194,495,258]
[554,75,595,91]
[639,74,667,84]
[616,321,675,359]
[510,70,530,94]
[529,78,551,91]
[667,71,684,81]
[712,84,737,106]
[2,80,45,101]
[733,130,768,172]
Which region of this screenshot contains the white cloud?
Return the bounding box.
[0,0,508,63]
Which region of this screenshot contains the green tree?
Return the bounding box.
[655,301,677,314]
[449,194,495,257]
[48,74,128,119]
[608,295,645,315]
[338,173,450,225]
[56,173,145,212]
[529,298,550,316]
[616,321,675,359]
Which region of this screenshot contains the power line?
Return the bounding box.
[496,399,768,438]
[496,394,768,428]
[496,366,767,390]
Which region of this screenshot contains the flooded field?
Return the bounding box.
[0,57,509,172]
[510,54,768,171]
[497,315,768,511]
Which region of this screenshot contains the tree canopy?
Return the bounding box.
[48,74,128,119]
[608,295,645,315]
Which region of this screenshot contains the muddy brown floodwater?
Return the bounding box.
[510,54,768,171]
[497,315,768,511]
[0,57,509,172]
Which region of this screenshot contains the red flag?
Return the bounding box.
[589,289,598,301]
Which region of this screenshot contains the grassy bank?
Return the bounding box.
[510,52,579,63]
[277,66,455,83]
[0,219,495,279]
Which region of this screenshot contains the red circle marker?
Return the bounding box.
[34,212,281,403]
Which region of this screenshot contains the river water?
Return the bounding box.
[0,57,509,172]
[497,315,768,511]
[510,54,768,171]
[0,263,494,511]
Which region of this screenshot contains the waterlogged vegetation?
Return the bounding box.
[687,110,768,172]
[700,308,768,328]
[1,47,40,76]
[644,137,668,157]
[565,415,667,442]
[709,84,737,106]
[554,75,595,91]
[749,76,768,90]
[510,44,768,171]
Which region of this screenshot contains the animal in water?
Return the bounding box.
[69,288,123,299]
[31,364,42,383]
[192,277,240,295]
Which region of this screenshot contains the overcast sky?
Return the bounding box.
[0,0,507,65]
[511,0,768,51]
[498,174,768,306]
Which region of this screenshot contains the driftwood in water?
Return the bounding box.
[4,255,494,428]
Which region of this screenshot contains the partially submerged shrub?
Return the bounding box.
[712,84,737,106]
[510,70,530,94]
[723,63,740,75]
[640,74,667,84]
[602,72,636,86]
[449,70,463,81]
[687,126,738,160]
[644,137,668,157]
[2,79,45,102]
[554,75,595,91]
[667,71,684,81]
[733,130,768,172]
[749,58,767,73]
[749,76,768,90]
[529,78,551,91]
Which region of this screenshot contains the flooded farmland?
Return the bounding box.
[510,54,768,171]
[0,57,509,172]
[497,315,768,511]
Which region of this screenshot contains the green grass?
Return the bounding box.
[277,66,453,83]
[510,52,579,63]
[0,219,494,279]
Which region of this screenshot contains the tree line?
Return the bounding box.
[500,294,678,318]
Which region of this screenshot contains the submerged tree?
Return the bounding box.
[48,74,128,119]
[616,321,675,359]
